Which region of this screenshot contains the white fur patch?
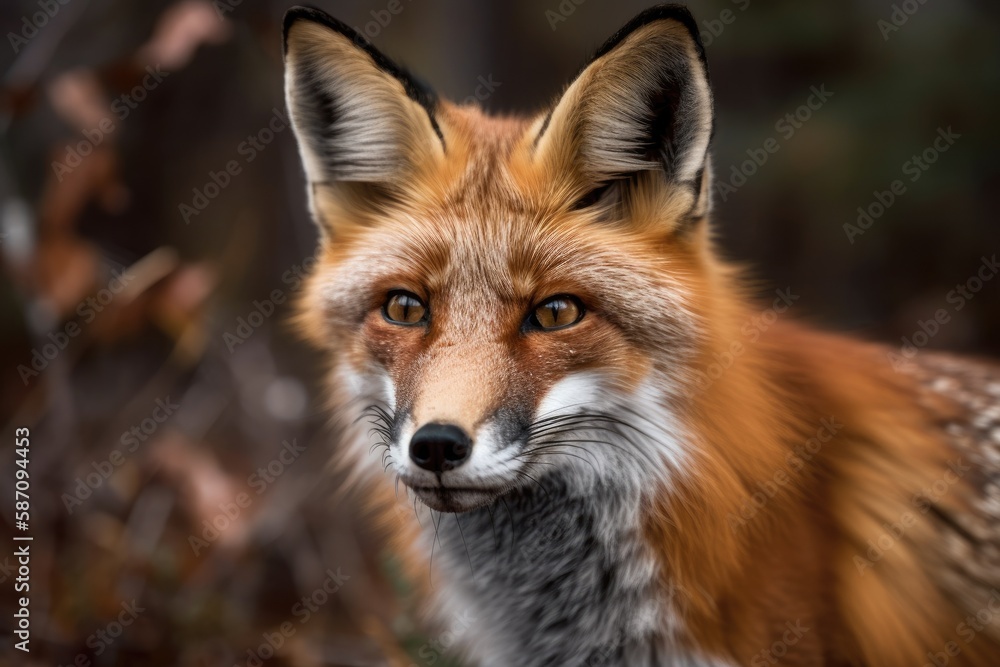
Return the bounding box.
[333,363,396,477]
[536,371,604,418]
[534,370,691,488]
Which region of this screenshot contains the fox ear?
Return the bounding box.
[282,7,445,196]
[534,5,714,216]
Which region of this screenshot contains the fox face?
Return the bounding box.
[284,7,715,513]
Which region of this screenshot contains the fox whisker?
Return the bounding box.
[454,513,475,581]
[485,502,500,555]
[526,414,662,469]
[429,509,443,588]
[517,445,599,475]
[498,495,517,559]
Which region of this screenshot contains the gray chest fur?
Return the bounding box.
[424,475,700,666]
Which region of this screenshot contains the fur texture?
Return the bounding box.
[282,5,1000,665]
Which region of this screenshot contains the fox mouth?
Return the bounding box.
[406,483,505,513]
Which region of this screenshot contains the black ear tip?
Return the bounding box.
[595,3,708,67]
[628,4,699,31]
[634,3,697,20]
[283,6,325,39]
[282,5,364,55]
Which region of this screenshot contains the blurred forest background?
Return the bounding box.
[0,0,998,665]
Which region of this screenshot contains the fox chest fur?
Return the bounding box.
[281,4,1000,666]
[430,476,691,666]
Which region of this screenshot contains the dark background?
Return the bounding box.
[0,1,998,665]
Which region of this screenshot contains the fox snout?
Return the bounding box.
[396,406,527,512]
[408,423,472,472]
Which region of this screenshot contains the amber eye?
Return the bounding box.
[528,295,585,331]
[382,291,427,326]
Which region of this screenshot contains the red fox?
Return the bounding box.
[282,5,1000,665]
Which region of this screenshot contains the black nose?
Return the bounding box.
[409,423,472,472]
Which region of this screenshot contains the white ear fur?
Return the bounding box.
[535,6,713,192]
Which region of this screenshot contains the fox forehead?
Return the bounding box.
[313,208,702,345]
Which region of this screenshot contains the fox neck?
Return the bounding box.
[424,472,722,666]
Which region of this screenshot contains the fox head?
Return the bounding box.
[283,5,721,513]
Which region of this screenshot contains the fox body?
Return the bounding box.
[282,5,1000,666]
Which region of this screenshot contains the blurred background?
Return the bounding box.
[0,0,998,665]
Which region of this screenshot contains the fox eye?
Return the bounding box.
[383,291,427,326]
[528,295,585,331]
